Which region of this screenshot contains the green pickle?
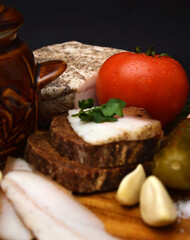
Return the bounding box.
[152,118,190,190]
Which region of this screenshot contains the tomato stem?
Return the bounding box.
[159,53,171,58]
[134,46,141,54]
[146,44,155,56]
[134,45,171,58]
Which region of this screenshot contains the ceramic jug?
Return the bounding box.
[0,4,66,165]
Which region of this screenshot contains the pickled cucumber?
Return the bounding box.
[152,118,190,189]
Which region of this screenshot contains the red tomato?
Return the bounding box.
[96,52,189,126]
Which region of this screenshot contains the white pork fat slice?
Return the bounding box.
[0,188,33,240]
[1,171,118,240]
[68,109,162,145]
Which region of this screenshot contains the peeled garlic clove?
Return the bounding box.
[116,164,146,205]
[140,176,177,227]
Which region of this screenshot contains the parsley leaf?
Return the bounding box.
[101,98,126,117]
[72,98,126,123]
[79,98,94,109]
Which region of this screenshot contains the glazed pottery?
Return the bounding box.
[0,4,66,165]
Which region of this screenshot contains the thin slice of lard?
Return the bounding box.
[68,109,162,145]
[1,171,118,240]
[0,158,34,240]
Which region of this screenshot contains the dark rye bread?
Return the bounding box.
[50,107,162,168]
[25,133,137,193]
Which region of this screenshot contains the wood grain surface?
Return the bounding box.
[76,191,190,240]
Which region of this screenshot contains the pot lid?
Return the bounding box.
[0,4,23,32]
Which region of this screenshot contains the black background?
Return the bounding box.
[2,0,190,84]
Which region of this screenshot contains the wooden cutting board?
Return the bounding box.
[75,123,190,240]
[76,190,190,240]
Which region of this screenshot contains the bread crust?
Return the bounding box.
[25,133,137,193]
[50,113,161,168]
[25,106,162,193]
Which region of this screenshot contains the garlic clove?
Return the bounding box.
[116,164,146,205]
[140,175,177,227]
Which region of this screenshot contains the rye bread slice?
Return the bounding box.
[25,133,137,193]
[50,107,162,168]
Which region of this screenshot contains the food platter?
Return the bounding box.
[76,190,190,240]
[1,105,190,240]
[1,152,190,240]
[74,121,190,239]
[0,3,190,239]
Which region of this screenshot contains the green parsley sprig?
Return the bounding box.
[72,98,126,123]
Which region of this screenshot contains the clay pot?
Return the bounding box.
[0,4,66,165]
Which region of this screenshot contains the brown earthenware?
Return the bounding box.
[0,4,67,165]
